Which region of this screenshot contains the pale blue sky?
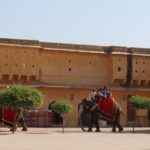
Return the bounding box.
[0,0,150,48]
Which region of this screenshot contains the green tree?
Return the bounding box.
[0,84,43,132]
[51,99,73,133]
[0,84,43,109]
[51,100,73,114]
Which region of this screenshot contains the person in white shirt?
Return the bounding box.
[88,88,97,101]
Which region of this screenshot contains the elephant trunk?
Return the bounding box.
[78,102,87,132]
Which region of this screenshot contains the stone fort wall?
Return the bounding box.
[0,38,150,126]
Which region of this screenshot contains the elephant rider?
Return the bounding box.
[90,86,112,111]
[102,86,112,99]
[88,88,97,102]
[87,88,100,110]
[89,88,102,112]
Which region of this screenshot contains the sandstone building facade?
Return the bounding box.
[0,38,150,127]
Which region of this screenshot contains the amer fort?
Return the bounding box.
[0,38,150,128]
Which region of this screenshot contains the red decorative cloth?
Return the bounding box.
[98,96,116,120]
[3,108,16,123]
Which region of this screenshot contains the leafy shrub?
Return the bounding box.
[0,84,43,109]
[51,100,73,114]
[129,95,150,109]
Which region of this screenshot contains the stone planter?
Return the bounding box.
[135,109,148,127]
[135,109,147,117]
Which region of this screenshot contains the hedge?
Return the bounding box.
[129,95,150,109]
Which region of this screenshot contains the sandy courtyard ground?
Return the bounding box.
[0,127,149,150]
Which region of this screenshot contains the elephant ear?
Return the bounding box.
[82,98,88,105]
[82,98,89,106]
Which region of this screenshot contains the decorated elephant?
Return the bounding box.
[0,108,27,133]
[78,95,123,132]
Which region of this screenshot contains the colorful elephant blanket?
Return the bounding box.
[3,108,16,123]
[98,96,117,121]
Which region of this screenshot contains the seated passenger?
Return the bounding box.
[88,88,97,101]
[101,86,112,99]
[89,89,99,112]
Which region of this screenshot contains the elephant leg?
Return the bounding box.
[117,123,123,132]
[93,113,100,132]
[114,110,123,132]
[87,113,93,132]
[116,111,123,132]
[112,111,118,132]
[88,110,100,132]
[19,113,28,131]
[94,118,100,132]
[112,121,117,132]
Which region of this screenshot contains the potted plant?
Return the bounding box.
[129,95,150,126]
[51,99,73,133]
